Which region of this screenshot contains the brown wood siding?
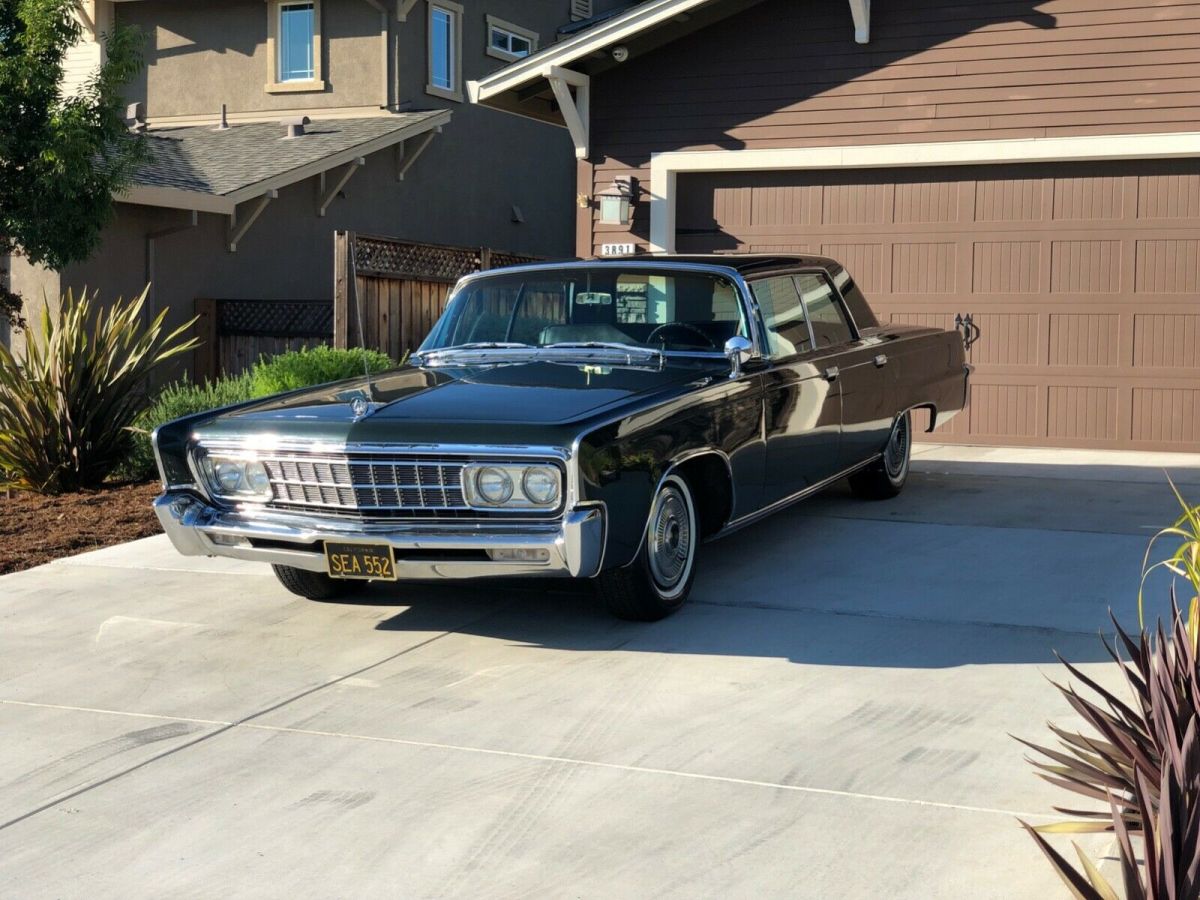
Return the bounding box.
[586,0,1200,255]
[675,160,1200,451]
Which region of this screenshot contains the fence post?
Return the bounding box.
[479,246,492,271]
[193,298,219,383]
[333,230,351,348]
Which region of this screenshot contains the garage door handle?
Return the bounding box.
[874,354,888,368]
[824,366,839,382]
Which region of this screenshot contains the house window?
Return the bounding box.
[427,1,462,102]
[266,0,323,93]
[486,16,537,61]
[279,3,315,81]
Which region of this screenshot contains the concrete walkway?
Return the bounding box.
[1,447,1196,898]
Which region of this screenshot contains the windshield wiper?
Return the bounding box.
[544,341,650,352]
[432,342,534,352]
[413,342,535,363]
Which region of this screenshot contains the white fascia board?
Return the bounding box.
[472,0,718,103]
[222,109,451,205]
[648,132,1200,253]
[120,185,236,215]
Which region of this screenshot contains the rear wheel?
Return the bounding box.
[849,410,912,500]
[596,473,698,621]
[272,564,367,602]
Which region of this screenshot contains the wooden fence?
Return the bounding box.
[193,297,333,381]
[333,231,540,359]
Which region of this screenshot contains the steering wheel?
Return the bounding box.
[646,322,718,349]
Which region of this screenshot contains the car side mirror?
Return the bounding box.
[724,335,754,378]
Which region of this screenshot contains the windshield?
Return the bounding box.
[419,267,747,355]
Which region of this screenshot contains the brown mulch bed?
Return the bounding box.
[0,482,162,576]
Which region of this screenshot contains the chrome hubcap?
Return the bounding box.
[648,485,692,590]
[884,415,910,478]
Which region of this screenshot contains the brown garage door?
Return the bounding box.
[677,160,1200,451]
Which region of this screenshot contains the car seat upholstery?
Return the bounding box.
[539,323,634,345]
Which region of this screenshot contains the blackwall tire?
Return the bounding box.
[272,564,367,602]
[595,473,699,621]
[849,411,912,501]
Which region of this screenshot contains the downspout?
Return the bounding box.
[361,0,391,108]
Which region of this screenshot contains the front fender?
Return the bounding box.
[574,376,761,571]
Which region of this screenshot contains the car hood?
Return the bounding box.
[192,358,725,445]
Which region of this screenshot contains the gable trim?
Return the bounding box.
[469,0,719,105]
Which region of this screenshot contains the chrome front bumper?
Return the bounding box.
[154,492,605,580]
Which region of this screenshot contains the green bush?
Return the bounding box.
[0,287,196,493]
[249,345,393,397]
[119,373,256,481]
[121,346,397,481]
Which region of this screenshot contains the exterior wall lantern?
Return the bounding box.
[598,176,637,225]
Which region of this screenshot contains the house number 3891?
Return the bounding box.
[600,243,636,257]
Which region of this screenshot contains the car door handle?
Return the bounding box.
[824,366,839,382]
[874,354,888,367]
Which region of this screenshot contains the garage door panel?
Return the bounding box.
[679,158,1200,450]
[1132,388,1200,445]
[1133,314,1200,369]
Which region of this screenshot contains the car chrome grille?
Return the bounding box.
[261,453,468,514]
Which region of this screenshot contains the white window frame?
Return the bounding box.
[426,0,463,102]
[266,0,324,94]
[485,15,538,62]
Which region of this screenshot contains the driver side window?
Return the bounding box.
[751,276,812,360]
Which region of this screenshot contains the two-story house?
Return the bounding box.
[4,0,627,356]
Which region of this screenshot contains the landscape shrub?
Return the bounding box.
[119,373,256,480]
[1018,483,1200,898]
[248,345,393,397]
[0,287,196,493]
[121,345,397,481]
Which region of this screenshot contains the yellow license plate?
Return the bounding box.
[324,542,397,581]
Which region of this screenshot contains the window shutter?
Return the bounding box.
[570,0,592,21]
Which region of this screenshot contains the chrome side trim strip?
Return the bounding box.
[710,455,881,539]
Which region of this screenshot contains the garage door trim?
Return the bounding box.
[649,131,1200,253]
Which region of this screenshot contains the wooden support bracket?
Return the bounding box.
[395,128,439,181]
[227,190,277,252]
[318,157,365,217]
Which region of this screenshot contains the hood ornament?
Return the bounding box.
[347,390,381,422]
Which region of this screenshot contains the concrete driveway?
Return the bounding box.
[1,446,1198,899]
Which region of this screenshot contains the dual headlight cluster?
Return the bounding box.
[194,450,272,502]
[462,463,561,510]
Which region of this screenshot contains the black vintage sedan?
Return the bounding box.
[152,255,970,620]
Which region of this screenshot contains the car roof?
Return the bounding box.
[622,253,840,276]
[486,254,839,278]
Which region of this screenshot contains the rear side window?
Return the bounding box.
[796,273,853,348]
[829,265,879,329]
[751,276,812,359]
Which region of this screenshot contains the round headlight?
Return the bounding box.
[475,467,514,504]
[214,461,243,493]
[522,467,559,505]
[245,461,271,494]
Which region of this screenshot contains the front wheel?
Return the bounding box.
[595,473,699,621]
[849,410,912,500]
[272,564,368,602]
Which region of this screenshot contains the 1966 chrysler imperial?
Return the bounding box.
[153,255,970,620]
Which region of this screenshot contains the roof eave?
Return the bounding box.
[122,109,451,212]
[468,0,723,112]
